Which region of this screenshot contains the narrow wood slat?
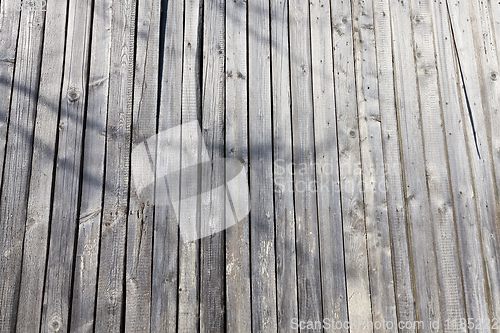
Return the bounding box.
[69,0,112,330]
[124,0,160,330]
[16,0,68,330]
[351,0,399,329]
[431,0,491,327]
[330,0,372,328]
[40,0,93,330]
[372,0,417,328]
[94,0,136,329]
[0,8,45,332]
[270,0,298,331]
[150,0,184,330]
[248,0,278,329]
[225,0,251,331]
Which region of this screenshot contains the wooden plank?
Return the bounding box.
[270,0,298,331]
[124,0,160,330]
[0,7,45,332]
[351,0,399,329]
[309,0,349,329]
[0,0,22,192]
[150,0,184,329]
[431,0,491,327]
[411,0,467,326]
[177,0,202,331]
[247,0,277,329]
[372,0,417,327]
[199,0,226,330]
[447,0,500,321]
[40,0,93,330]
[225,0,251,331]
[94,0,136,329]
[16,0,68,330]
[288,0,323,327]
[330,0,372,328]
[389,0,443,328]
[69,0,112,330]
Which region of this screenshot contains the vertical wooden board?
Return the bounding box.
[0,0,22,191]
[94,0,136,330]
[69,0,112,331]
[270,0,298,331]
[447,0,500,320]
[248,0,277,330]
[309,0,348,329]
[200,0,226,330]
[330,0,372,328]
[125,0,160,330]
[288,0,323,327]
[177,0,202,331]
[225,0,251,331]
[410,0,467,326]
[388,0,443,328]
[40,0,93,330]
[150,0,183,330]
[16,0,68,330]
[431,0,491,327]
[372,0,417,328]
[351,0,399,329]
[0,8,44,332]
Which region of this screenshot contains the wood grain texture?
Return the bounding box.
[270,0,298,331]
[16,0,68,330]
[0,8,44,332]
[248,0,278,330]
[225,0,251,331]
[94,0,136,329]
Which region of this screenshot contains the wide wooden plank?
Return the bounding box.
[248,0,278,329]
[40,0,93,330]
[150,0,183,329]
[16,0,68,330]
[124,0,160,330]
[431,0,491,327]
[200,0,226,329]
[270,0,298,331]
[330,0,372,328]
[0,0,22,191]
[69,0,112,330]
[0,8,44,332]
[372,0,417,327]
[351,0,398,328]
[225,0,251,331]
[94,0,136,329]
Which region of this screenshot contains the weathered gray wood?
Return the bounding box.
[310,0,351,329]
[372,0,417,328]
[69,0,112,331]
[225,0,251,331]
[389,0,443,328]
[447,0,500,322]
[124,0,160,330]
[200,0,226,330]
[330,0,372,328]
[40,0,93,330]
[270,0,298,331]
[0,8,44,332]
[0,0,22,192]
[351,0,398,329]
[16,0,68,330]
[431,0,491,327]
[150,0,184,330]
[177,0,202,331]
[94,0,136,329]
[248,0,277,329]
